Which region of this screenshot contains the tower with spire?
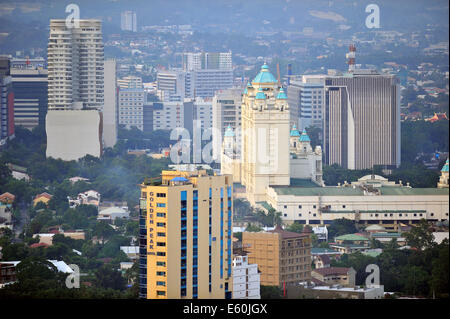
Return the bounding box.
[239,63,290,204]
[290,126,323,185]
[437,159,449,188]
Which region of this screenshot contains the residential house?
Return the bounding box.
[311,267,355,287]
[33,192,53,207]
[330,234,370,254]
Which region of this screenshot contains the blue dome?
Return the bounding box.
[252,63,278,84]
[299,129,311,142]
[224,125,235,137]
[290,124,300,137]
[442,159,449,172]
[277,87,287,99]
[255,88,266,100]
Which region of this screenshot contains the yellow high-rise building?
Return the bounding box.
[139,170,233,299]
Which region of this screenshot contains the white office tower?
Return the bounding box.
[47,19,104,110]
[46,19,105,161]
[232,255,261,299]
[121,11,137,32]
[212,88,242,162]
[156,69,193,102]
[288,75,325,130]
[103,59,118,148]
[183,52,232,71]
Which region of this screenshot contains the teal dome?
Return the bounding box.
[252,63,278,84]
[299,129,311,142]
[277,87,287,99]
[290,124,300,137]
[243,82,252,94]
[255,88,266,100]
[442,159,449,172]
[224,125,235,137]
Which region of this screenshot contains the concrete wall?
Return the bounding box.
[46,110,102,161]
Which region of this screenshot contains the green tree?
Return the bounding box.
[286,222,304,233]
[404,219,435,250]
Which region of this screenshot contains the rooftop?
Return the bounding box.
[252,63,278,84]
[312,267,351,276]
[335,234,369,241]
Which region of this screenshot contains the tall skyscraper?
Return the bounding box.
[121,11,137,32]
[139,170,233,299]
[46,19,105,160]
[183,52,232,71]
[0,56,14,145]
[47,19,104,110]
[324,68,401,170]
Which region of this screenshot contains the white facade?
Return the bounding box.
[118,88,145,131]
[232,255,261,299]
[152,101,187,130]
[121,11,137,32]
[265,176,449,227]
[46,110,102,161]
[212,88,242,162]
[103,59,118,148]
[47,20,104,110]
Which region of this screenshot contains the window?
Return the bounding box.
[157,242,166,247]
[157,291,166,296]
[298,205,302,209]
[157,203,166,207]
[156,261,166,267]
[156,281,166,286]
[284,205,287,209]
[157,213,166,218]
[157,193,166,198]
[157,232,166,237]
[156,271,166,277]
[313,205,316,209]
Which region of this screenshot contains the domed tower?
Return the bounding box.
[223,125,235,157]
[240,63,290,204]
[438,159,449,188]
[298,129,313,154]
[290,124,301,153]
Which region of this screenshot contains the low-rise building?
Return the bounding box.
[232,255,261,299]
[330,234,370,254]
[287,283,384,299]
[33,192,53,207]
[120,246,139,260]
[68,190,101,208]
[311,267,355,287]
[242,225,312,287]
[312,254,331,269]
[98,206,130,222]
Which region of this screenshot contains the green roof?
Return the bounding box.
[272,186,449,197]
[255,88,266,100]
[311,248,341,254]
[442,159,449,172]
[363,251,382,257]
[289,178,320,187]
[224,125,234,137]
[335,234,369,241]
[252,63,278,84]
[290,124,301,137]
[372,232,402,238]
[273,187,364,196]
[299,129,311,142]
[258,201,274,211]
[380,187,449,196]
[276,87,287,99]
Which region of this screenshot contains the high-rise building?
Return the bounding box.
[121,11,137,32]
[118,87,145,131]
[0,56,14,145]
[47,19,104,110]
[139,170,233,299]
[287,75,325,129]
[103,59,118,148]
[156,69,193,101]
[240,64,290,204]
[182,52,232,71]
[324,69,401,170]
[11,68,48,130]
[212,88,242,162]
[46,19,104,160]
[242,225,312,287]
[193,69,234,98]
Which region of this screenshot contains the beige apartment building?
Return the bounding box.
[242,225,312,287]
[139,170,233,299]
